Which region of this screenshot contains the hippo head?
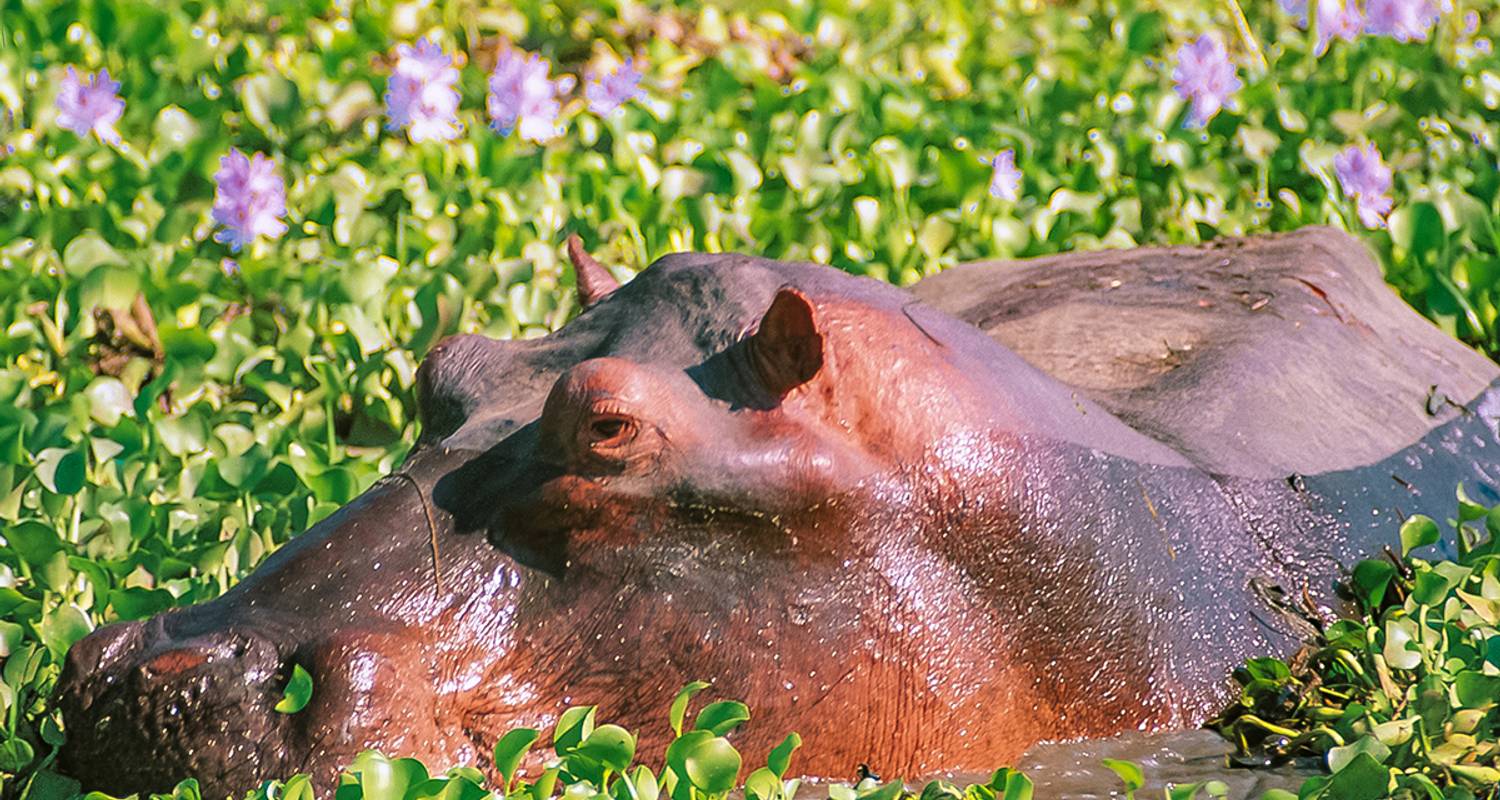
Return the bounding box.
[57,245,1215,797]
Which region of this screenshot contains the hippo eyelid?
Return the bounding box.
[588,414,634,445]
[583,403,640,450]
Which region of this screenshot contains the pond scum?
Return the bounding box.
[2,0,1500,799]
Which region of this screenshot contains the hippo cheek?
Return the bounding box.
[57,624,293,795]
[286,629,479,783]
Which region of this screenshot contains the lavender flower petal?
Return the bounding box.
[212,148,289,252]
[1171,35,1241,128]
[1333,143,1395,229]
[1365,0,1441,42]
[586,59,645,116]
[55,67,125,144]
[385,37,462,143]
[488,47,569,143]
[988,150,1022,201]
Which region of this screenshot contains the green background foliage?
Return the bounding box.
[0,0,1498,795]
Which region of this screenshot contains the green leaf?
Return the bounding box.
[1411,566,1461,607]
[1390,202,1446,262]
[107,587,175,620]
[1325,752,1391,800]
[62,232,126,276]
[693,701,750,736]
[21,769,83,800]
[0,737,34,772]
[39,604,92,660]
[1454,671,1500,708]
[744,768,782,800]
[33,447,85,495]
[1351,559,1397,609]
[1328,736,1391,774]
[529,767,561,800]
[668,681,710,737]
[858,782,903,800]
[986,768,1032,800]
[1101,759,1143,795]
[681,737,741,796]
[79,266,142,310]
[767,732,801,778]
[1382,617,1423,670]
[554,705,597,754]
[1400,515,1441,556]
[275,664,314,714]
[576,724,637,774]
[346,753,428,800]
[493,728,540,785]
[625,765,659,800]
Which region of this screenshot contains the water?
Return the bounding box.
[1014,729,1320,798]
[794,730,1321,800]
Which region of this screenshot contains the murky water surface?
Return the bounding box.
[796,730,1321,800]
[1014,729,1320,798]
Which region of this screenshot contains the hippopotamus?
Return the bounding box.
[56,227,1500,797]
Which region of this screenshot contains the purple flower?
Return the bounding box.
[988,150,1022,201]
[385,38,462,143]
[1279,0,1309,14]
[212,148,288,251]
[56,67,124,144]
[1172,35,1241,128]
[1365,0,1441,42]
[488,47,572,143]
[1333,143,1394,228]
[1315,0,1365,54]
[585,59,644,116]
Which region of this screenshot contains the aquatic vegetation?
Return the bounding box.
[1217,491,1500,799]
[72,685,1037,800]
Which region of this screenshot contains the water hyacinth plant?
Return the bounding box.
[1217,490,1500,799]
[0,0,1498,796]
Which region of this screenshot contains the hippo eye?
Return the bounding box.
[586,412,637,449]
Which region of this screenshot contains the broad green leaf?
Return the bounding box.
[767,732,801,778]
[682,736,741,796]
[554,705,597,754]
[1382,618,1423,670]
[275,664,314,714]
[1328,736,1391,774]
[1325,752,1390,800]
[1400,515,1440,556]
[0,737,34,772]
[693,700,750,736]
[33,448,85,495]
[1351,559,1397,609]
[493,728,540,785]
[1100,759,1144,794]
[576,724,636,774]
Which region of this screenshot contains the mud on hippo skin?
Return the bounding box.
[55,230,1500,797]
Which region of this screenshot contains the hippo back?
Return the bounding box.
[912,227,1500,479]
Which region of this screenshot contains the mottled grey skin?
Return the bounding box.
[55,228,1500,799]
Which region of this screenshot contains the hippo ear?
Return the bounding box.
[566,234,620,307]
[749,287,824,397]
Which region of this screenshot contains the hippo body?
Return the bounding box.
[57,228,1500,797]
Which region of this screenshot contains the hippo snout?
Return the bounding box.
[57,620,293,795]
